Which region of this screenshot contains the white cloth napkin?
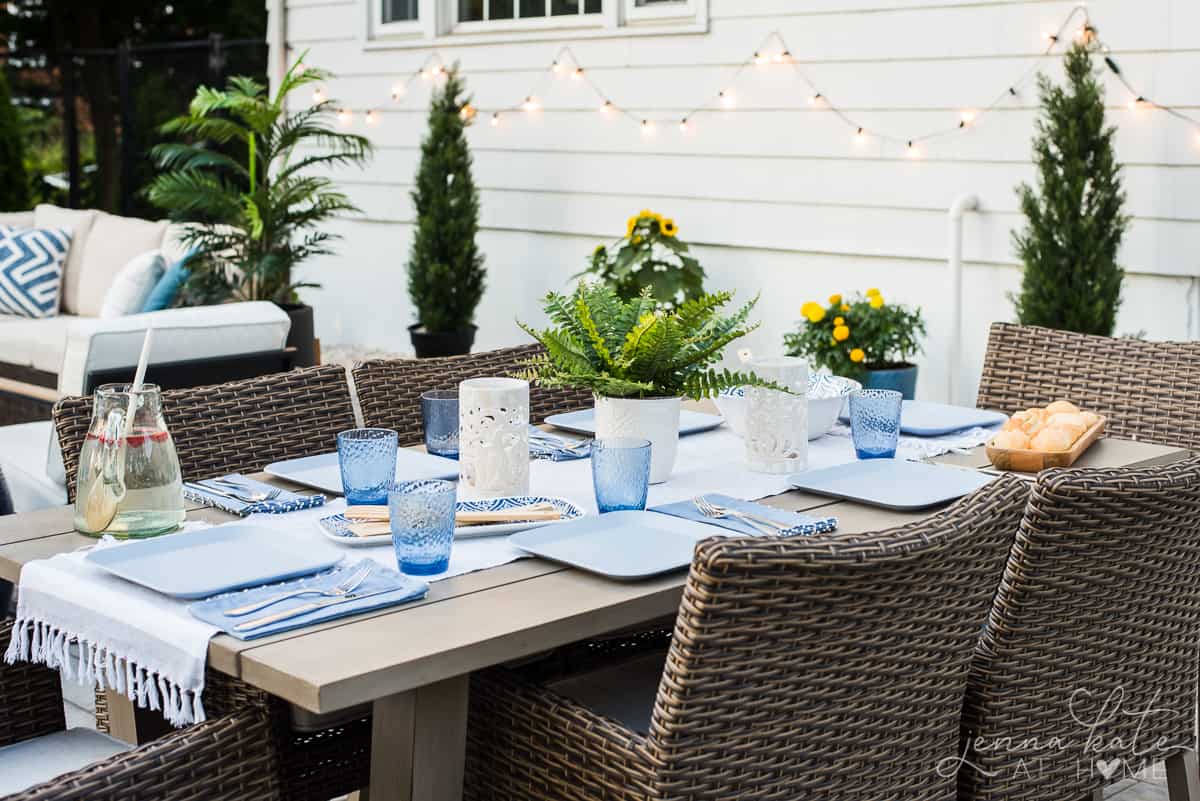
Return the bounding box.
[825,423,999,461]
[4,524,219,727]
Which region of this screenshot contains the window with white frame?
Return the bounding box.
[368,0,706,44]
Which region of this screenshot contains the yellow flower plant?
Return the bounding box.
[784,289,925,379]
[583,209,706,307]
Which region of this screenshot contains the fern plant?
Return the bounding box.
[147,55,371,305]
[519,282,778,400]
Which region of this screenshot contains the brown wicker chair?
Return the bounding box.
[976,322,1200,449]
[51,366,370,800]
[0,620,280,801]
[463,475,1032,801]
[53,364,358,503]
[959,457,1200,801]
[353,344,593,444]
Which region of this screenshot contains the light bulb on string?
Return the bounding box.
[490,112,501,128]
[959,109,977,127]
[1128,95,1147,111]
[1042,31,1058,44]
[599,100,614,115]
[753,51,767,66]
[905,141,921,159]
[808,93,824,107]
[523,96,540,112]
[336,108,353,127]
[641,119,656,137]
[431,64,445,77]
[773,50,792,64]
[572,67,584,81]
[459,103,477,121]
[420,68,431,80]
[312,87,326,104]
[365,109,379,127]
[854,127,866,144]
[551,60,563,75]
[391,82,406,102]
[679,117,690,134]
[719,90,736,109]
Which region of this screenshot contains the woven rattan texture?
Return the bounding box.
[353,345,593,445]
[959,457,1200,801]
[0,391,52,426]
[54,365,357,503]
[976,322,1200,449]
[0,620,65,749]
[465,476,1032,801]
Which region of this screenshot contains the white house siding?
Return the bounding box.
[276,0,1200,403]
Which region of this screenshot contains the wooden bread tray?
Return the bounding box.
[986,416,1107,473]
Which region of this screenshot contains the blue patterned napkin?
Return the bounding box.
[650,493,837,537]
[182,474,326,516]
[188,560,427,640]
[528,426,592,461]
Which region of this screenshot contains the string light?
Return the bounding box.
[365,109,380,126]
[336,108,353,126]
[311,87,326,104]
[459,103,477,121]
[368,10,1200,153]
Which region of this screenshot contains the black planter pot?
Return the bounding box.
[279,303,317,367]
[409,324,476,358]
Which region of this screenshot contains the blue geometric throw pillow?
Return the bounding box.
[0,225,72,318]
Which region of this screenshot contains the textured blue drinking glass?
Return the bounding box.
[337,428,398,505]
[389,479,457,575]
[849,389,903,459]
[591,438,652,513]
[421,390,459,458]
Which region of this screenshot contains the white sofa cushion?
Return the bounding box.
[0,728,129,796]
[57,301,291,395]
[74,212,168,317]
[99,251,165,318]
[0,314,79,373]
[33,205,97,315]
[0,211,35,228]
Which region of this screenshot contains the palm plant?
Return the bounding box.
[147,56,371,305]
[519,282,778,400]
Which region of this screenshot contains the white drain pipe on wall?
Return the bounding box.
[947,194,981,405]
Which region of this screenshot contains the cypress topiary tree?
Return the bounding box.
[0,70,31,212]
[407,66,485,343]
[1011,41,1128,336]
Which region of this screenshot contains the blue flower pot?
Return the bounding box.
[862,364,918,400]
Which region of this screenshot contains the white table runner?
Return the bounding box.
[5,421,996,726]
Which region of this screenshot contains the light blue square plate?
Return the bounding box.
[788,460,996,511]
[840,401,1007,437]
[509,510,717,580]
[265,449,459,495]
[544,409,724,437]
[86,524,343,599]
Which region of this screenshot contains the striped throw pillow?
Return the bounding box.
[0,225,72,318]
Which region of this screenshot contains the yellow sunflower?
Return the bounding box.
[828,293,842,306]
[661,218,678,237]
[632,234,643,245]
[869,294,885,309]
[626,216,638,236]
[850,348,865,363]
[833,324,850,342]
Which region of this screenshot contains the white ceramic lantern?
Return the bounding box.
[745,357,809,474]
[458,377,530,499]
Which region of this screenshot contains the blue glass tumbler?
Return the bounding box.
[337,428,398,505]
[849,389,903,459]
[421,390,460,458]
[389,479,457,575]
[591,438,652,513]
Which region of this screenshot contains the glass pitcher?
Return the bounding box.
[73,383,186,538]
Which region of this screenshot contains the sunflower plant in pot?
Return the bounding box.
[783,289,926,399]
[519,282,777,483]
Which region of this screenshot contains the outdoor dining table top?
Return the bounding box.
[0,426,1189,801]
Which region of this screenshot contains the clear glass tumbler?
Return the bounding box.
[849,389,903,459]
[337,428,398,505]
[389,479,457,575]
[421,390,459,458]
[591,438,652,513]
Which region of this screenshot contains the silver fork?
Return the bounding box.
[693,496,780,537]
[223,564,374,617]
[207,479,281,503]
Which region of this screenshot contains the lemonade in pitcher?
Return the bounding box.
[73,383,186,538]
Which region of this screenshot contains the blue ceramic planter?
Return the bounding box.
[862,364,919,400]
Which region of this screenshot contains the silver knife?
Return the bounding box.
[233,586,413,633]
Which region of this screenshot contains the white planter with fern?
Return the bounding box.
[594,395,681,484]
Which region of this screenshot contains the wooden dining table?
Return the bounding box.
[0,427,1188,801]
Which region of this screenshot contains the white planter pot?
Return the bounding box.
[593,395,681,484]
[458,377,530,499]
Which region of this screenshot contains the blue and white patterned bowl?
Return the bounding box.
[318,495,585,547]
[715,374,862,440]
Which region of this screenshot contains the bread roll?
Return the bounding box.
[1003,413,1028,432]
[1020,409,1049,436]
[1031,426,1077,452]
[1046,400,1080,415]
[1047,412,1088,439]
[992,429,1031,450]
[1080,411,1100,428]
